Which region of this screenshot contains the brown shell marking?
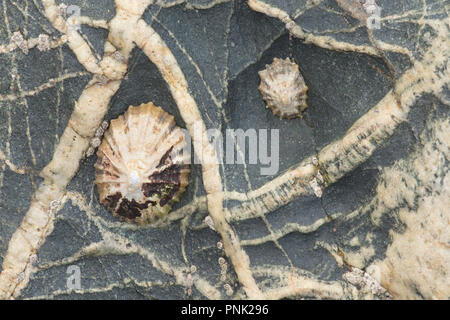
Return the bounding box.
[258,57,308,119]
[95,102,190,225]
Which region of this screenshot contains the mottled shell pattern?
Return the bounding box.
[95,102,190,225]
[258,57,308,119]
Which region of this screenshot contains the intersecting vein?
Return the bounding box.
[26,278,169,300]
[248,0,381,57]
[150,15,221,124]
[134,16,264,299]
[42,191,222,300]
[53,46,63,148]
[71,16,109,29]
[40,0,102,74]
[0,0,130,299]
[156,0,231,10]
[223,15,449,223]
[0,148,28,175]
[240,212,342,246]
[0,0,447,301]
[252,265,350,299]
[0,71,89,102]
[2,0,37,167]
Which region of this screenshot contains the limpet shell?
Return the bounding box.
[258,57,308,119]
[95,102,190,225]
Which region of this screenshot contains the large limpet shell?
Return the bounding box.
[258,57,308,119]
[95,102,190,225]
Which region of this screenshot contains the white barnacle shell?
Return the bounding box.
[94,102,190,225]
[258,57,308,119]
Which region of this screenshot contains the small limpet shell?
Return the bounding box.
[95,102,190,225]
[258,57,308,119]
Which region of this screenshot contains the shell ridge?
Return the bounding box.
[99,133,128,174]
[141,134,184,179]
[138,104,153,150]
[144,117,176,165]
[108,116,132,168]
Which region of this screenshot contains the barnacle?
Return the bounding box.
[258,57,308,119]
[94,102,190,225]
